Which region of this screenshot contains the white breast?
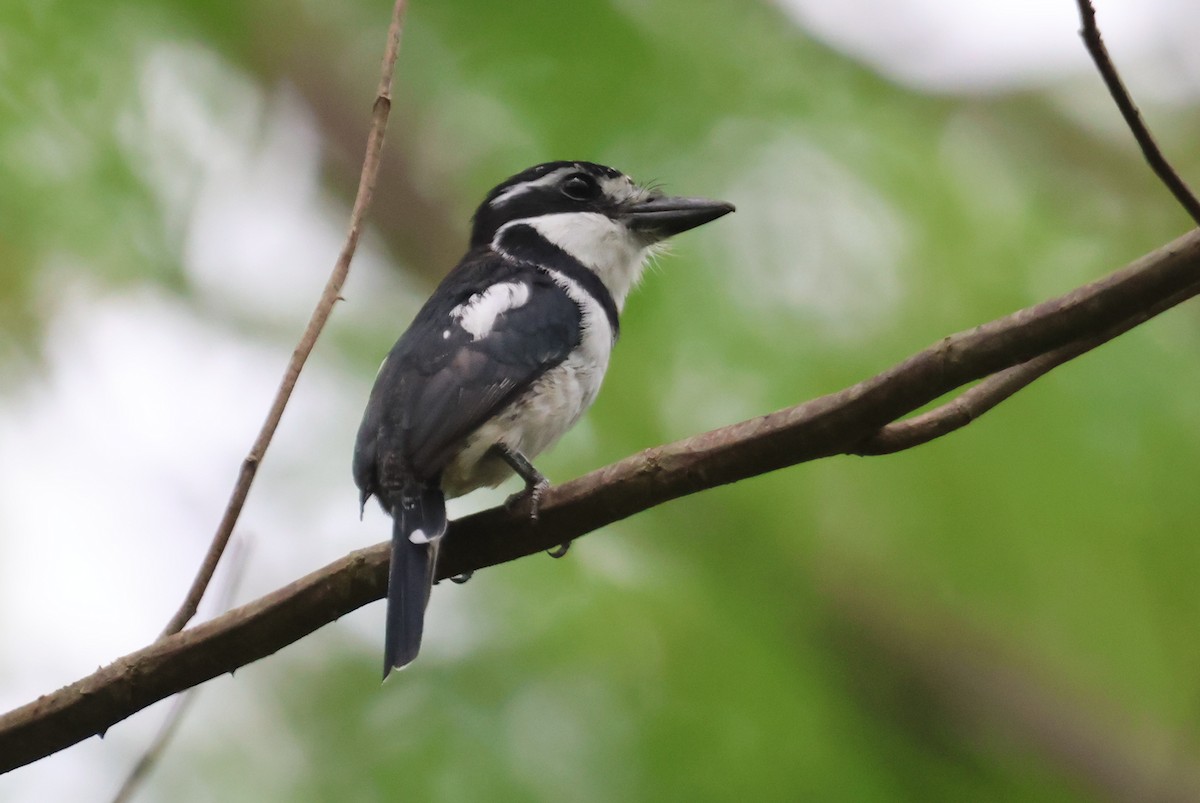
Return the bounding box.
[513,267,614,454]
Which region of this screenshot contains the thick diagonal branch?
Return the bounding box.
[852,278,1200,455]
[2,227,1199,773]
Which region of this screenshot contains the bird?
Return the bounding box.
[353,160,734,677]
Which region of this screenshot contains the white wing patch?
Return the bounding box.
[450,281,532,340]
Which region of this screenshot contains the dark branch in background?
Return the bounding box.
[303,69,464,284]
[1077,0,1200,224]
[820,574,1200,802]
[3,228,1200,772]
[240,6,465,282]
[110,540,250,803]
[158,0,410,638]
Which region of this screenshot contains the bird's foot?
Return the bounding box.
[504,477,550,522]
[449,571,474,585]
[546,541,571,559]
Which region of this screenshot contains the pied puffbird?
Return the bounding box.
[353,161,734,676]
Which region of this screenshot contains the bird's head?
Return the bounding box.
[470,161,734,308]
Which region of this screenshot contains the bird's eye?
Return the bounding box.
[561,173,599,201]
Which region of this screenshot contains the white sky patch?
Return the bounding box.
[451,281,532,340]
[122,43,399,328]
[0,281,393,797]
[774,0,1200,96]
[0,288,348,682]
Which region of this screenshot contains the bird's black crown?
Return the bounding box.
[470,161,631,247]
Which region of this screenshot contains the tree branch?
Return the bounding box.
[852,278,1199,455]
[158,0,410,638]
[1076,0,1200,224]
[3,228,1200,773]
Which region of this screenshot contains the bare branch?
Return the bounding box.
[852,279,1199,455]
[1077,0,1200,224]
[108,690,199,803]
[159,0,410,638]
[3,228,1199,773]
[110,540,250,803]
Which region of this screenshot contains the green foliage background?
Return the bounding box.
[3,0,1200,800]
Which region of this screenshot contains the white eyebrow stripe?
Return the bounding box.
[489,167,577,207]
[449,281,532,340]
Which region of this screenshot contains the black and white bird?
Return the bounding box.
[353,161,734,676]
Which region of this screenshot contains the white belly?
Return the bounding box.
[441,351,608,496]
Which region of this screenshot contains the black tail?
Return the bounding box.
[383,487,447,678]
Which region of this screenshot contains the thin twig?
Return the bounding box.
[4,228,1200,773]
[159,0,410,639]
[1077,0,1200,225]
[108,686,199,803]
[111,540,251,803]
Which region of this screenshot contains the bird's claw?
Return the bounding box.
[449,571,474,585]
[505,478,550,522]
[546,542,571,559]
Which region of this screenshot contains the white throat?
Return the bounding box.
[498,213,650,310]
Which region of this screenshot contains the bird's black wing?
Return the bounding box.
[353,250,581,504]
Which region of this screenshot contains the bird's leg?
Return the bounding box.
[494,444,550,519]
[493,445,570,558]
